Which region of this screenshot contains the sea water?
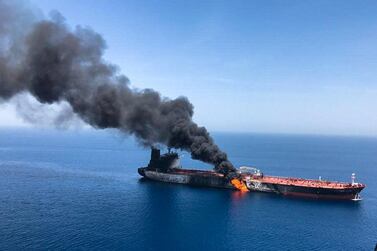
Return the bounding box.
[0,128,376,250]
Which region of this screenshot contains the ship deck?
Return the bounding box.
[145,167,365,190]
[169,168,225,177]
[253,175,365,190]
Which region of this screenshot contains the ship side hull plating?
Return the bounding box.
[244,180,363,200]
[272,183,363,200]
[138,167,364,200]
[138,167,233,189]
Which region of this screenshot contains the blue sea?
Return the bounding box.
[0,128,376,250]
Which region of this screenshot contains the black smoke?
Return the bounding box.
[0,0,235,174]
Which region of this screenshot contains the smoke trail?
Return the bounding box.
[0,0,235,174]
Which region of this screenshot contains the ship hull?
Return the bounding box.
[138,167,233,189]
[247,181,363,200]
[138,168,364,200]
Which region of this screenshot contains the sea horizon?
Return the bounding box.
[1,125,376,140]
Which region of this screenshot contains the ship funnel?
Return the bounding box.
[151,148,160,160]
[148,148,161,169]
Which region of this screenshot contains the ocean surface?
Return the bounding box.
[0,128,376,250]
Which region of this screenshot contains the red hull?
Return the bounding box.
[282,191,358,200]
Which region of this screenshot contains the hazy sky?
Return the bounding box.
[1,0,377,136]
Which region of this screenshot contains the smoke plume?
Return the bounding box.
[0,0,235,174]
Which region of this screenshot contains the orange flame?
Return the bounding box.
[231,178,249,192]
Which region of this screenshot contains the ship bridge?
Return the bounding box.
[238,166,263,177]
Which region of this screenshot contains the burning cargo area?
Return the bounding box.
[138,148,240,190]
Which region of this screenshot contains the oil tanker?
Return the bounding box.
[138,149,365,201]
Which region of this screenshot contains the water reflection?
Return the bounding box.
[231,190,248,201]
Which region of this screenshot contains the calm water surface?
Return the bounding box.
[0,128,376,250]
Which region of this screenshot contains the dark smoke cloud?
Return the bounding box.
[0,0,235,174]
